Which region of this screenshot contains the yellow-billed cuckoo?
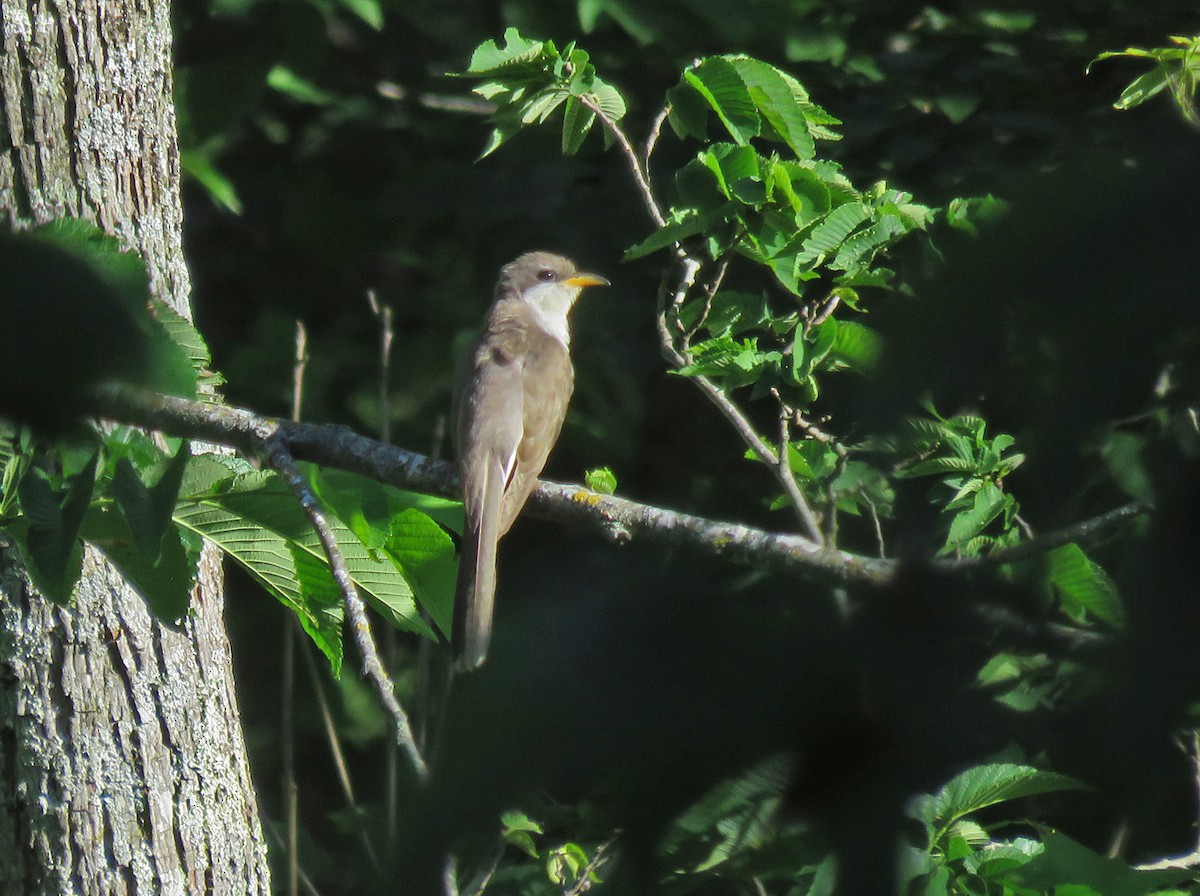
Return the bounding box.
[451,251,608,671]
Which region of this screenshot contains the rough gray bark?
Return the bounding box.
[0,0,272,891]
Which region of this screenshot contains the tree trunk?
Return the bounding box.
[0,0,272,891]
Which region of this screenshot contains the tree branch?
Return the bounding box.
[936,501,1152,571]
[91,388,1151,590]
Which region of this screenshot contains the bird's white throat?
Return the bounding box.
[521,282,579,348]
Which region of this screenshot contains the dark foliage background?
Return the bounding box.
[168,1,1200,892]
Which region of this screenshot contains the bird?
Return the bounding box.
[451,251,608,671]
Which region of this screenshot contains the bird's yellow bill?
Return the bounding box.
[565,273,610,288]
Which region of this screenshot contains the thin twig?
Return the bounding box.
[795,412,851,545]
[580,96,667,228]
[464,843,506,896]
[680,250,734,345]
[808,290,842,331]
[298,637,380,868]
[642,102,671,171]
[282,624,299,896]
[367,289,401,844]
[261,435,429,779]
[283,319,308,896]
[774,398,825,543]
[366,290,393,445]
[865,495,887,560]
[564,835,618,896]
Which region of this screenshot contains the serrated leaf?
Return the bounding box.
[0,225,196,428]
[945,482,1008,548]
[1001,830,1188,896]
[112,442,190,561]
[151,298,225,398]
[623,206,726,260]
[677,290,768,337]
[82,506,198,625]
[828,319,882,371]
[465,28,548,76]
[383,509,456,638]
[14,454,97,603]
[1041,544,1125,629]
[928,764,1084,841]
[666,79,711,140]
[590,78,626,122]
[287,542,345,674]
[795,202,870,268]
[561,95,596,154]
[174,473,431,658]
[725,56,823,159]
[831,214,905,272]
[683,57,759,145]
[896,456,979,478]
[660,754,792,873]
[584,467,617,494]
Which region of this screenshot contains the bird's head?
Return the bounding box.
[498,251,609,346]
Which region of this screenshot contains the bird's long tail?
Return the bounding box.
[452,457,502,671]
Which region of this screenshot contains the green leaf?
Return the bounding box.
[561,95,596,155]
[382,508,456,639]
[14,454,98,603]
[795,202,870,268]
[584,467,617,495]
[660,754,791,873]
[676,290,769,337]
[682,57,759,146]
[928,764,1084,844]
[623,206,727,261]
[287,542,345,675]
[945,195,1009,236]
[180,150,244,215]
[150,300,225,398]
[1041,544,1125,629]
[336,0,382,30]
[82,507,198,625]
[725,56,835,159]
[0,224,197,428]
[173,471,434,667]
[590,78,626,122]
[465,28,548,76]
[267,65,338,105]
[112,442,190,561]
[501,809,543,858]
[1114,65,1171,110]
[0,434,31,519]
[828,319,882,371]
[1001,830,1191,896]
[945,482,1007,548]
[666,78,711,140]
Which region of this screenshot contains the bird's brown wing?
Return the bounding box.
[498,329,573,536]
[451,310,529,670]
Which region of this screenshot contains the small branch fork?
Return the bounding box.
[587,99,826,544]
[261,435,429,780]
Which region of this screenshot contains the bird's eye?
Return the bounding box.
[536,269,556,283]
